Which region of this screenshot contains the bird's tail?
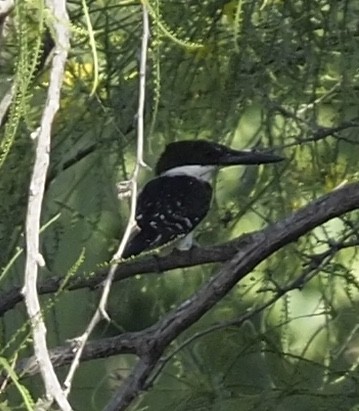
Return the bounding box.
[122,230,154,259]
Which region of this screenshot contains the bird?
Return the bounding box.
[122,139,284,259]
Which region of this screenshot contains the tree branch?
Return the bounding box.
[61,3,150,397]
[104,181,359,411]
[22,0,71,410]
[1,184,359,320]
[0,238,243,316]
[10,181,359,410]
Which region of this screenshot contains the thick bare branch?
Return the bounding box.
[103,181,359,410]
[1,183,359,320]
[0,239,243,316]
[7,182,358,409]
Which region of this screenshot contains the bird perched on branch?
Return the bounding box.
[123,139,284,259]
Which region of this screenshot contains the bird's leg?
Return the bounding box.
[175,232,195,251]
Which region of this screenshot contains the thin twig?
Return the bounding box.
[0,0,14,128]
[62,5,150,395]
[0,0,14,41]
[0,84,14,127]
[22,1,71,410]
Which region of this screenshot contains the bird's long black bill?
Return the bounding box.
[218,148,284,166]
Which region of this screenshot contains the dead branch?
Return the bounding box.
[10,181,359,410]
[22,0,71,410]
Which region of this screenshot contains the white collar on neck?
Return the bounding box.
[161,165,216,182]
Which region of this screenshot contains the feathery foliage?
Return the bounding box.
[0,0,359,410]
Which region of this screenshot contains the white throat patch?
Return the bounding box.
[161,165,216,182]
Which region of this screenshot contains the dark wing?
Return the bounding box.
[123,175,212,258]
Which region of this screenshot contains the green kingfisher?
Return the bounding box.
[123,140,283,258]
